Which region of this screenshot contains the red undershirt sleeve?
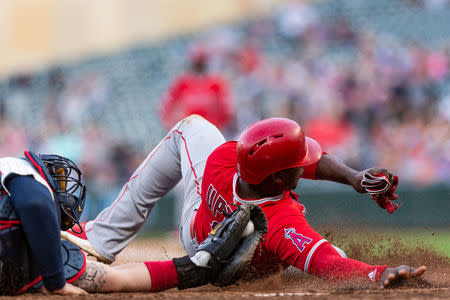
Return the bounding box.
[301,152,327,180]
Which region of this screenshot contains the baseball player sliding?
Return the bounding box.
[63,114,426,289]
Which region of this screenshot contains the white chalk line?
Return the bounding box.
[253,292,330,297]
[251,288,449,297]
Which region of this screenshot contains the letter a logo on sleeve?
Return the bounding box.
[284,228,312,252]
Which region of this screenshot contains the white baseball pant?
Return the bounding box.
[84,115,226,261]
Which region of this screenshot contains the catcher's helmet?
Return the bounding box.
[24,151,86,232]
[237,118,322,184]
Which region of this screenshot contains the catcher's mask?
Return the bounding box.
[24,151,86,232]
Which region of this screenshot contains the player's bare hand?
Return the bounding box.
[379,265,426,289]
[40,282,88,295]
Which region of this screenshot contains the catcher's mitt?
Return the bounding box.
[174,204,267,289]
[361,172,399,213]
[212,204,267,286]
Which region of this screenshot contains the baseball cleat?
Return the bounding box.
[67,222,88,240]
[60,224,112,265]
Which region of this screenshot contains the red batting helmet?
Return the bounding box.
[237,118,322,184]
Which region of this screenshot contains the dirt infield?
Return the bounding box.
[2,231,449,299]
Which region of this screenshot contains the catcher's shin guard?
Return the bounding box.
[30,240,87,291]
[60,230,112,264]
[61,240,86,282]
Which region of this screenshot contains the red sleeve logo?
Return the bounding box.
[284,228,312,252]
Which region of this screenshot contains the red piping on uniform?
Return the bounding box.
[0,220,21,224]
[67,250,86,283]
[87,130,200,232]
[16,275,42,294]
[24,151,54,192]
[0,221,21,230]
[179,133,201,196]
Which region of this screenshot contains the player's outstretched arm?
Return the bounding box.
[314,154,400,213]
[308,242,427,288]
[72,261,152,292]
[314,154,363,189]
[315,154,396,193]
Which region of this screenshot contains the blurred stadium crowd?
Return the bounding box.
[0,0,449,218]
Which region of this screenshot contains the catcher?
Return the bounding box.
[64,115,426,289]
[0,151,87,295]
[0,150,267,295]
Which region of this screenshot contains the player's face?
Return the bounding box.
[276,167,304,191]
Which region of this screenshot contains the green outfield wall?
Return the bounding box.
[298,182,449,228]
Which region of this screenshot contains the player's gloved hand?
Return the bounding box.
[360,168,399,214]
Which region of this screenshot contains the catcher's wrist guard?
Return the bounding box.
[172,256,210,290]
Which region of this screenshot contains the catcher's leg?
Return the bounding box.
[81,115,225,262]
